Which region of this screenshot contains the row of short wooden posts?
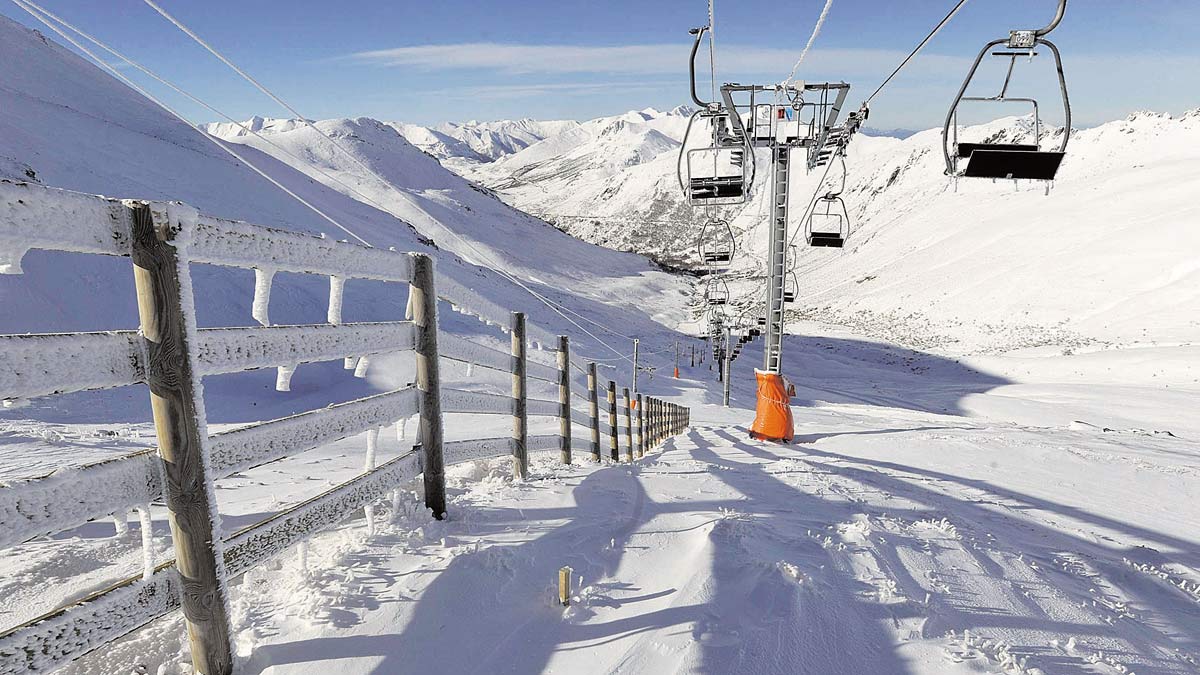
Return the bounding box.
[508,313,691,478]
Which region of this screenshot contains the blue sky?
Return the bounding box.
[4,0,1198,129]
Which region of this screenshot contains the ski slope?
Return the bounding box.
[46,342,1200,675]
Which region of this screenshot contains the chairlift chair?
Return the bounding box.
[783,270,798,303]
[679,26,753,206]
[698,218,737,269]
[806,194,851,248]
[942,0,1071,181]
[704,278,731,306]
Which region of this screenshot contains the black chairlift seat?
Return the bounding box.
[689,178,745,201]
[783,291,796,303]
[809,233,845,248]
[707,298,727,306]
[749,328,761,337]
[704,251,732,264]
[960,146,1065,180]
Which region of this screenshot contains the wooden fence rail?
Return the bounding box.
[0,180,691,675]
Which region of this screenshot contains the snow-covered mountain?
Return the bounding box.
[405,106,1200,351]
[0,16,692,377]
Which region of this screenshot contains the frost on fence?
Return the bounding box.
[437,275,560,346]
[0,451,162,550]
[440,333,511,373]
[185,211,415,283]
[525,397,561,417]
[525,357,560,383]
[0,181,132,275]
[0,332,144,401]
[443,437,516,465]
[208,387,420,477]
[0,567,181,675]
[441,388,514,416]
[222,452,421,577]
[193,322,416,375]
[526,434,561,453]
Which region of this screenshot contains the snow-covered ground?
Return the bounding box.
[1,11,1198,675]
[36,333,1200,675]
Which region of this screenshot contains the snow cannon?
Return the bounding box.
[749,370,794,443]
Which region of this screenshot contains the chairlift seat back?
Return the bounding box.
[809,233,845,248]
[956,142,1039,159]
[961,149,1064,180]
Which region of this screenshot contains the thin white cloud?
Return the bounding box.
[416,80,680,100]
[345,42,967,79]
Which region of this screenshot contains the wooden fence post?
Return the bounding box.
[410,254,446,519]
[511,312,528,480]
[128,202,233,675]
[636,393,645,458]
[607,380,619,461]
[588,362,600,462]
[557,335,571,465]
[623,387,633,462]
[647,398,656,448]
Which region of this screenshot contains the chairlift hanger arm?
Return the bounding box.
[1035,0,1067,36]
[941,33,1070,175]
[688,26,712,108]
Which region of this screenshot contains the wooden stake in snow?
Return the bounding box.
[128,201,233,675]
[511,311,529,481]
[557,335,572,465]
[559,566,572,606]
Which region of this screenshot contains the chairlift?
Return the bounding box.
[704,278,731,306]
[698,218,736,268]
[678,25,754,206]
[942,0,1071,181]
[806,193,850,248]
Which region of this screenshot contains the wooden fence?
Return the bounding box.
[0,180,690,675]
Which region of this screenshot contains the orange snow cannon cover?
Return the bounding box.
[749,370,794,442]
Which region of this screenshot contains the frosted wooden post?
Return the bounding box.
[410,254,447,519]
[636,393,645,457]
[623,387,634,462]
[587,362,601,461]
[659,399,665,444]
[647,398,655,448]
[557,335,572,465]
[652,396,662,444]
[607,380,619,461]
[127,202,233,675]
[511,312,529,480]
